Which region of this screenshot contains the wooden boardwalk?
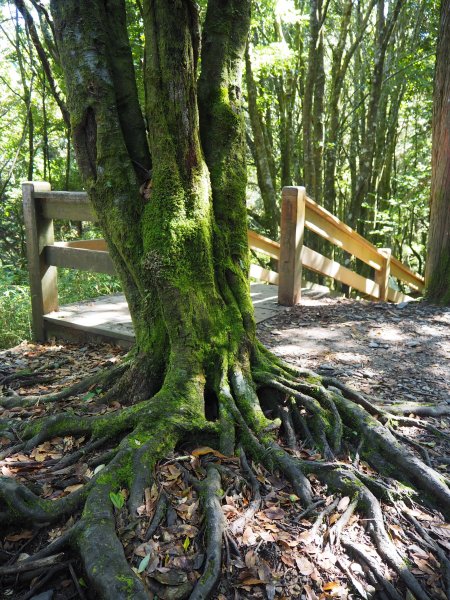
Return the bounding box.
[22,183,425,345]
[43,283,331,347]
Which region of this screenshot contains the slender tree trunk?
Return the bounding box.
[274,14,295,189]
[425,0,450,303]
[302,0,321,197]
[350,0,403,234]
[323,0,377,213]
[312,18,325,206]
[245,46,280,238]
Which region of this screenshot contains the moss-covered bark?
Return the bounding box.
[51,0,253,375]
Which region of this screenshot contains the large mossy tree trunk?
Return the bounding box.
[51,0,255,398]
[2,2,450,599]
[425,0,450,304]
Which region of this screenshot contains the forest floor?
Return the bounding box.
[0,297,449,600]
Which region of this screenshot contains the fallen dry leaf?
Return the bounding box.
[240,577,267,586]
[295,556,315,575]
[191,446,228,459]
[261,506,285,520]
[5,530,34,542]
[281,552,296,567]
[64,483,84,494]
[243,526,258,545]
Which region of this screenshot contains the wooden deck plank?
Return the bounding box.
[42,283,332,346]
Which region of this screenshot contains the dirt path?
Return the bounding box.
[258,298,450,415]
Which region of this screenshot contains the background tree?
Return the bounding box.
[425,0,450,303]
[243,0,435,279]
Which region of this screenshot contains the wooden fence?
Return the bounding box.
[23,182,425,341]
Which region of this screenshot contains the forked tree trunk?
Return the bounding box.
[51,0,254,380]
[426,0,450,304]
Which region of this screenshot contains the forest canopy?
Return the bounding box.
[0,0,438,275]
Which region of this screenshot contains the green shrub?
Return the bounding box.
[0,267,32,349]
[0,265,122,350]
[58,269,122,304]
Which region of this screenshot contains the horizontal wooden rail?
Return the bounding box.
[46,245,116,275]
[36,190,95,221]
[301,246,380,298]
[304,197,384,271]
[23,182,425,340]
[31,187,425,293]
[249,264,279,285]
[303,196,424,293]
[390,256,424,291]
[54,239,108,251]
[247,230,279,260]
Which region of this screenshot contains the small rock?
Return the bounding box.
[318,363,335,371]
[152,568,188,586]
[361,370,374,378]
[369,342,379,348]
[396,301,410,309]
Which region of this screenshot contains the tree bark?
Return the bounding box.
[425,0,450,303]
[350,0,404,235]
[323,0,377,213]
[245,46,280,238]
[302,0,321,197]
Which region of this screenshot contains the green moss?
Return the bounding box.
[306,375,323,386]
[115,574,135,597]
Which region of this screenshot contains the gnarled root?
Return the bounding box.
[1,350,449,600]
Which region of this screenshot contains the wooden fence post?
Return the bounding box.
[22,181,58,341]
[375,248,392,301]
[278,186,306,306]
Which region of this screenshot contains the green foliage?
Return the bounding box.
[0,265,121,349]
[0,266,31,348]
[245,0,438,282]
[58,269,121,305]
[109,490,125,510]
[137,554,151,573]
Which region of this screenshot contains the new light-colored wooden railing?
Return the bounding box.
[249,187,424,305]
[23,182,425,341]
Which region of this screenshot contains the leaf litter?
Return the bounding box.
[1,301,449,600]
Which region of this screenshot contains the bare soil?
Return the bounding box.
[258,298,450,415]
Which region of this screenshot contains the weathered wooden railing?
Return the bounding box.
[23,182,424,341]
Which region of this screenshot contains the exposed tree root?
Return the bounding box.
[343,541,404,600]
[383,403,450,417]
[0,358,70,387]
[0,552,65,576]
[1,349,449,600]
[0,362,128,409]
[189,465,225,600]
[405,511,450,598]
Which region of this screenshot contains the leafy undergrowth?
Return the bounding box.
[0,266,121,349]
[1,342,450,600]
